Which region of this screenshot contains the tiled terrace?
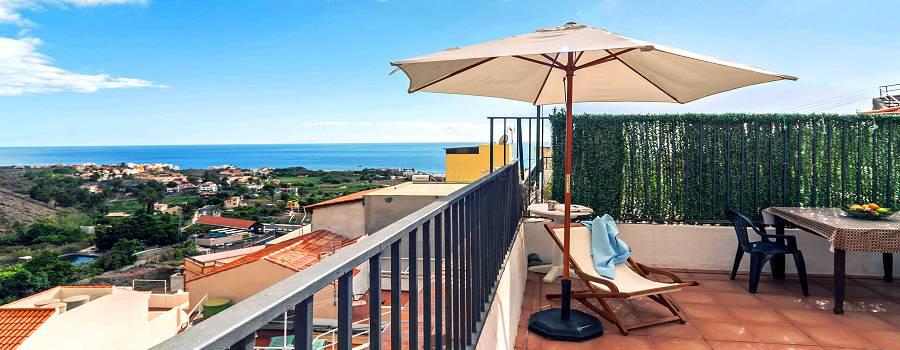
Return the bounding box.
[517,271,900,350]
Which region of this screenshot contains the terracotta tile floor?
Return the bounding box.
[517,271,900,350]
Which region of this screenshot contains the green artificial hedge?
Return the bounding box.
[550,112,900,223]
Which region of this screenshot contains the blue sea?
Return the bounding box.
[0,143,495,173]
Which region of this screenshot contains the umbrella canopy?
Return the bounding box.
[391,22,796,105]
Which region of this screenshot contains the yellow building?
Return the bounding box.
[445,144,512,183]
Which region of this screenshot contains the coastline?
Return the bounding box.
[0,142,490,173]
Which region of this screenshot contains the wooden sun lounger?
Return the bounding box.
[544,223,699,335]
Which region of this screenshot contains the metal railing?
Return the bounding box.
[312,309,391,350]
[181,294,209,332]
[133,279,168,293]
[151,162,524,350]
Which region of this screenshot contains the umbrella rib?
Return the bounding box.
[513,55,561,69]
[574,48,638,71]
[541,54,566,68]
[606,49,682,103]
[531,52,561,105]
[573,51,585,65]
[409,57,498,93]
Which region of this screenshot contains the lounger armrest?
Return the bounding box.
[758,233,798,250]
[578,273,621,293]
[634,262,685,283]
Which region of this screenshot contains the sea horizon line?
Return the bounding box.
[0,141,491,149]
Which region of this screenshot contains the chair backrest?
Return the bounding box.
[724,208,766,252]
[543,223,591,276]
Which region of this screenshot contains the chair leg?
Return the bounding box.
[653,294,687,324]
[596,298,629,335]
[731,246,743,280]
[793,252,809,296]
[748,253,764,294]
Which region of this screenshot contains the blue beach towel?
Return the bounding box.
[581,214,631,279]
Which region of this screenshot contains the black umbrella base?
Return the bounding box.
[527,308,603,342]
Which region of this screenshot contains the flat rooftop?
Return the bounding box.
[369,182,467,197]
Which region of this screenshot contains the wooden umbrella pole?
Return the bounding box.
[561,51,575,320]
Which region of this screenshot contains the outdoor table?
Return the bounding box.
[527,203,594,224]
[527,203,594,282]
[765,207,900,314]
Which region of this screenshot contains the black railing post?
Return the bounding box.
[434,213,443,350]
[390,241,401,350]
[230,333,255,350]
[337,272,352,350]
[451,202,461,350]
[443,208,452,349]
[368,254,382,350]
[408,228,418,349]
[422,221,432,350]
[294,297,313,350]
[465,195,474,345]
[490,118,495,174]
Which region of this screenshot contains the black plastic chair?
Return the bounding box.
[725,208,809,296]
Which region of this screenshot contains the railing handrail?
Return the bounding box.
[151,162,520,350]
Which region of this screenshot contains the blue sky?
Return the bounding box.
[0,0,897,147]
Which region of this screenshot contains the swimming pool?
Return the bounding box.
[63,254,98,265]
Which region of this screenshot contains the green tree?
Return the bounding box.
[0,265,49,303]
[94,214,182,250]
[134,182,165,213]
[95,239,142,271]
[6,220,85,246]
[29,176,87,207]
[82,192,107,219]
[262,183,277,201]
[109,177,125,192]
[24,252,77,287]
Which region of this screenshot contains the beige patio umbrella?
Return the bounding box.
[391,22,796,341]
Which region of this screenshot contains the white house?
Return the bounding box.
[198,182,219,194]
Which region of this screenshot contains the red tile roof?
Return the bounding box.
[192,230,358,280]
[196,215,259,230]
[304,188,381,210]
[0,308,55,350]
[864,106,900,114]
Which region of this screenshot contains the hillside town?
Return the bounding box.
[0,161,426,298]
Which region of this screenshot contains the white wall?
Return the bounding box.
[475,222,528,350]
[311,202,366,238]
[524,222,896,277]
[617,223,897,277]
[20,290,182,350]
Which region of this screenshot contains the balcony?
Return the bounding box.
[152,160,898,349]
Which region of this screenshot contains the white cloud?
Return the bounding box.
[0,0,160,95]
[0,0,148,25]
[0,36,163,95]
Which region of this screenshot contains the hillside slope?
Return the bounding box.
[0,187,57,230]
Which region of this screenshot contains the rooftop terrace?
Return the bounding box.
[150,156,897,350]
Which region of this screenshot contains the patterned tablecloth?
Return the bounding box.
[766,207,900,253]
